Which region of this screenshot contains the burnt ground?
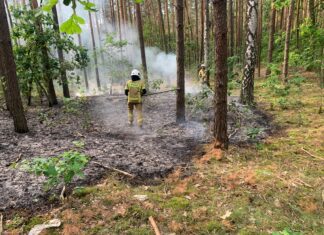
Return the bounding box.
[0,92,271,214]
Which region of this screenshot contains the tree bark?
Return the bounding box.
[88,1,101,90]
[213,0,228,149]
[157,0,168,52]
[203,0,210,86]
[296,0,300,49]
[256,0,263,77]
[308,0,315,25]
[135,3,149,90]
[266,2,276,75]
[165,0,171,51]
[0,0,28,133]
[176,0,185,123]
[52,5,70,98]
[200,0,205,62]
[283,0,295,81]
[229,0,234,57]
[240,0,258,105]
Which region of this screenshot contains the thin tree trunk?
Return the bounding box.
[0,0,28,133]
[200,0,205,62]
[283,0,295,81]
[176,0,185,123]
[266,2,276,75]
[203,0,210,86]
[88,1,101,90]
[240,0,258,105]
[213,0,228,149]
[135,3,149,90]
[52,5,70,98]
[194,0,199,62]
[308,0,315,25]
[229,0,234,57]
[296,0,300,49]
[157,0,168,52]
[256,0,263,77]
[165,0,171,52]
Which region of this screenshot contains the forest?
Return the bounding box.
[0,0,323,234]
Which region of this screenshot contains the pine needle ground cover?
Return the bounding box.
[4,73,323,234]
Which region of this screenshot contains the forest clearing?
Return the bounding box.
[0,0,323,234]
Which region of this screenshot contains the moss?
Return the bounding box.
[73,186,99,198]
[126,204,156,222]
[23,216,46,233]
[164,197,191,211]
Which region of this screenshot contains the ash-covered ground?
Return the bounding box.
[0,92,271,214]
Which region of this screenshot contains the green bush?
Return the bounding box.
[21,151,89,190]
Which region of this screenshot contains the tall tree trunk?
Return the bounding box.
[73,9,89,91]
[256,0,263,77]
[203,0,210,86]
[283,0,295,81]
[308,0,315,25]
[194,0,199,63]
[176,0,185,123]
[229,0,234,57]
[296,0,300,49]
[200,0,205,62]
[240,0,258,105]
[213,0,228,149]
[157,0,168,52]
[52,5,70,98]
[135,2,149,90]
[0,0,28,133]
[110,0,116,29]
[266,2,276,75]
[88,2,101,90]
[165,0,171,52]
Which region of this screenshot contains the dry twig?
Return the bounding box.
[149,216,161,235]
[301,148,324,161]
[92,161,135,178]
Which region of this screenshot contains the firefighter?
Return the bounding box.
[125,69,146,128]
[198,64,207,84]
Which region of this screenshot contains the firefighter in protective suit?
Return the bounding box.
[125,69,146,127]
[198,64,207,84]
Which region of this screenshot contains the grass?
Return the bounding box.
[3,72,323,234]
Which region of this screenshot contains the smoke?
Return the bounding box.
[8,0,200,95]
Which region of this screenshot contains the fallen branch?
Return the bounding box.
[59,186,66,201]
[149,216,161,235]
[5,153,22,167]
[92,161,135,178]
[228,128,239,139]
[301,148,324,161]
[295,178,312,188]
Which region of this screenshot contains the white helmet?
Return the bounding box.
[131,69,141,77]
[201,64,206,67]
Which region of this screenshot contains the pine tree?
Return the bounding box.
[0,0,28,133]
[213,0,228,149]
[176,0,185,123]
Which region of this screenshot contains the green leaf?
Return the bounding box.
[42,0,58,11]
[60,14,85,34]
[78,0,97,11]
[134,0,143,3]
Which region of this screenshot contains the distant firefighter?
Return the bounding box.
[198,64,207,85]
[125,69,147,128]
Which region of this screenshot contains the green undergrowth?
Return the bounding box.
[4,72,323,234]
